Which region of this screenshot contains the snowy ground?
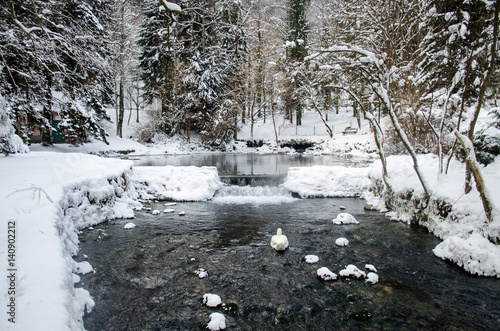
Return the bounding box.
[1,109,500,330]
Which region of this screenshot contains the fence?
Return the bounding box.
[278,120,361,137]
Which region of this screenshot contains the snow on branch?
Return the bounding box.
[13,19,42,35]
[159,0,182,14]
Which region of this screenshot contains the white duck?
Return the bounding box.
[270,228,289,251]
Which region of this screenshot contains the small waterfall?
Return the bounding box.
[219,175,285,187]
[213,175,295,204]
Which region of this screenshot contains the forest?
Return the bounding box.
[1,0,499,217]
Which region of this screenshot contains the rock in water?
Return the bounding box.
[207,312,226,330]
[203,293,222,307]
[335,237,349,246]
[317,267,337,281]
[304,255,319,264]
[332,213,359,225]
[123,222,136,229]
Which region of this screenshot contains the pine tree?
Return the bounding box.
[173,0,246,144]
[284,0,310,126]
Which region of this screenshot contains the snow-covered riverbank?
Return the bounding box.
[367,154,500,278]
[0,153,138,330]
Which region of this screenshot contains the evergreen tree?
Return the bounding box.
[174,0,246,144]
[138,0,178,109]
[284,0,310,125]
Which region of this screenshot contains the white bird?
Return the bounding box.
[270,228,289,251]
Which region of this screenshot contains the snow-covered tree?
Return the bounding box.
[0,0,113,147]
[283,0,310,125]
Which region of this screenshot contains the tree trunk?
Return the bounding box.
[464,0,500,193]
[388,103,431,199]
[455,131,494,221]
[117,77,124,138]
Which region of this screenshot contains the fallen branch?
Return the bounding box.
[6,185,54,204]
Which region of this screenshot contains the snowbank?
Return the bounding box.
[133,165,221,201]
[0,152,137,331]
[368,154,500,278]
[283,165,371,198]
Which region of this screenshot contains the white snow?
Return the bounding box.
[366,272,379,284]
[365,264,378,273]
[152,209,161,215]
[159,1,182,13]
[305,255,319,264]
[339,264,366,279]
[332,213,359,225]
[163,208,175,213]
[123,222,136,229]
[316,267,337,281]
[203,293,222,307]
[284,166,371,198]
[133,166,220,201]
[73,261,94,275]
[207,312,226,331]
[335,237,349,246]
[0,152,137,331]
[433,233,500,277]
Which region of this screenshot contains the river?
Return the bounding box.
[79,154,500,330]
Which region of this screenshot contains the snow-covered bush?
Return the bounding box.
[474,107,500,166]
[0,94,28,155]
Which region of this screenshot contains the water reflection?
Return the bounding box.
[132,153,371,175]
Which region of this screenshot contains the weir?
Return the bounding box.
[219,174,286,187]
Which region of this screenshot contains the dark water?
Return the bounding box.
[79,196,500,330]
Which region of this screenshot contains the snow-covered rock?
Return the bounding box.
[339,264,366,279]
[305,255,319,264]
[203,293,222,307]
[152,209,161,215]
[366,272,379,284]
[134,166,221,201]
[163,208,175,213]
[207,312,226,330]
[123,222,136,229]
[316,267,337,281]
[179,211,186,216]
[365,264,378,273]
[73,261,94,275]
[433,233,500,278]
[284,166,371,198]
[335,237,349,246]
[332,213,359,225]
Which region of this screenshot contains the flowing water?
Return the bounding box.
[79,155,500,330]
